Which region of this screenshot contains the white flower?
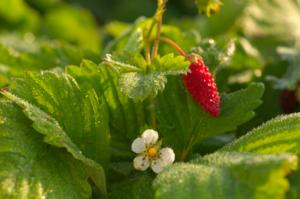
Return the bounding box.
[131,129,175,173]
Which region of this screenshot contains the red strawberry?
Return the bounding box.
[183,57,220,117]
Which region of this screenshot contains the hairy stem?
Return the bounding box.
[144,20,156,64]
[151,0,167,60]
[148,95,157,129]
[144,0,167,128]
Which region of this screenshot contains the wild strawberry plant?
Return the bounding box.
[0,0,300,199]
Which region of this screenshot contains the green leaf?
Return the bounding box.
[108,174,154,199]
[151,54,189,75]
[103,17,150,55]
[104,53,189,101]
[154,152,298,199]
[0,33,99,87]
[287,170,300,199]
[104,53,189,74]
[194,0,222,16]
[103,52,145,72]
[10,72,110,165]
[156,78,264,159]
[67,61,147,161]
[103,19,190,102]
[103,19,191,102]
[6,71,110,194]
[124,28,144,53]
[0,100,91,198]
[191,38,236,71]
[3,91,107,194]
[119,72,166,101]
[0,33,99,68]
[221,113,300,155]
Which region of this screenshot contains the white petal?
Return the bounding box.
[133,155,149,171]
[151,159,165,173]
[131,138,146,153]
[159,147,175,165]
[142,129,159,145]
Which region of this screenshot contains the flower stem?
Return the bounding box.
[144,19,156,64]
[151,0,167,60]
[144,0,167,128]
[149,95,157,129]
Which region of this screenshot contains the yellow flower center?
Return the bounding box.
[147,147,158,158]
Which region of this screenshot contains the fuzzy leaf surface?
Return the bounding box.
[222,113,300,155]
[154,152,297,199]
[7,71,110,194]
[0,100,92,198]
[67,61,147,161]
[119,72,167,101]
[104,52,189,101]
[108,174,154,199]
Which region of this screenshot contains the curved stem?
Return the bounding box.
[160,37,187,57]
[160,36,196,63]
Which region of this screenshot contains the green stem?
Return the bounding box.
[144,0,167,128]
[144,0,166,64]
[148,95,157,129]
[151,0,167,60]
[145,19,156,64]
[180,134,196,161]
